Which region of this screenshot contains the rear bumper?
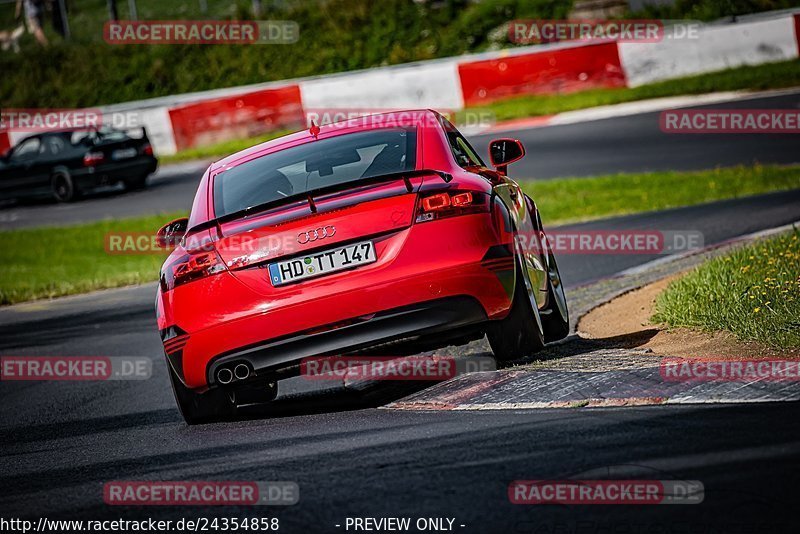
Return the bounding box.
[160,212,516,389]
[207,295,486,386]
[73,156,157,190]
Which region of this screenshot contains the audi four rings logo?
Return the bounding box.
[298,226,337,244]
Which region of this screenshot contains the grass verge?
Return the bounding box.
[521,164,800,225]
[0,214,182,306]
[653,231,800,349]
[2,164,799,305]
[159,130,292,165]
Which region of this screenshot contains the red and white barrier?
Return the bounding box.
[796,13,800,55]
[0,131,10,155]
[168,84,304,151]
[619,15,799,87]
[2,12,798,156]
[458,41,626,106]
[300,60,464,111]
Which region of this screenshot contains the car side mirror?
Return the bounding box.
[156,217,189,249]
[488,138,525,176]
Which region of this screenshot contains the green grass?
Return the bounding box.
[2,0,793,109]
[522,164,800,225]
[0,0,572,108]
[2,164,799,305]
[0,213,182,305]
[625,0,798,22]
[459,60,800,123]
[653,231,800,349]
[159,129,292,164]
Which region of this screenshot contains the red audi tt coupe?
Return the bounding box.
[155,110,568,423]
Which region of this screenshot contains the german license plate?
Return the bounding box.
[111,148,137,160]
[268,241,376,287]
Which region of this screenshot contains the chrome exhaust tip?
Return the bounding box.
[233,363,251,381]
[217,367,234,385]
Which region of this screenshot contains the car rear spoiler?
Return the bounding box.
[189,168,453,235]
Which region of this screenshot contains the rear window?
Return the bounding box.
[69,128,132,146]
[213,127,417,217]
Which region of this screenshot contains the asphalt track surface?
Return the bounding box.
[1,90,798,230]
[2,96,800,531]
[469,91,800,179]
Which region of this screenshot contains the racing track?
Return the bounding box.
[1,90,799,230]
[1,94,800,531]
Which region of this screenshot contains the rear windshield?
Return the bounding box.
[70,127,133,145]
[213,127,417,217]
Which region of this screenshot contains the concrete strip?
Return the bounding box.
[385,352,800,411]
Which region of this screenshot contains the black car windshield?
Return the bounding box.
[213,127,417,218]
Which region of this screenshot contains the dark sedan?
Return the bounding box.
[0,127,158,202]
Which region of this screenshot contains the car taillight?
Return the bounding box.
[160,248,227,292]
[421,193,451,211]
[83,151,105,166]
[451,192,473,207]
[416,191,484,222]
[141,143,153,156]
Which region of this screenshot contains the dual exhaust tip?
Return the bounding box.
[216,362,251,385]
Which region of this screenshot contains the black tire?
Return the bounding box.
[167,358,236,425]
[124,174,148,191]
[541,249,570,342]
[487,262,546,362]
[51,173,76,202]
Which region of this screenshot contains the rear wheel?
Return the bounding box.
[167,359,237,425]
[51,173,76,202]
[541,248,570,342]
[487,257,546,362]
